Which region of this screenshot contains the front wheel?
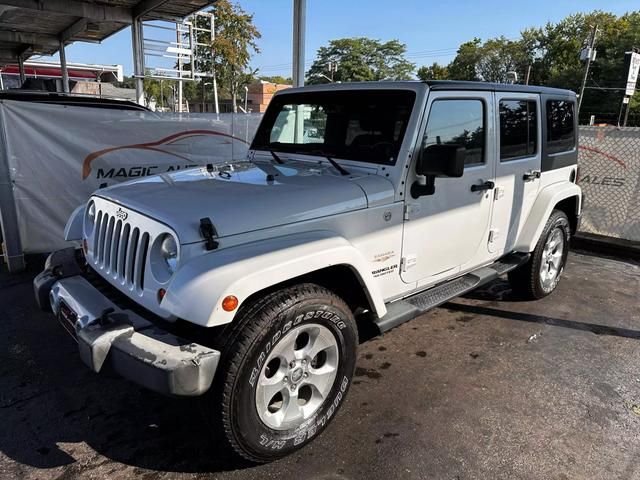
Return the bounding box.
[209,283,358,463]
[509,210,570,299]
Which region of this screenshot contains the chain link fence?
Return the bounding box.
[578,126,640,242]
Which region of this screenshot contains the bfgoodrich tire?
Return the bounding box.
[209,283,358,463]
[509,210,571,300]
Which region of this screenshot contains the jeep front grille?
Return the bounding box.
[91,209,150,291]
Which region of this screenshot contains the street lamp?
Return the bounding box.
[312,73,334,83]
[202,81,212,112]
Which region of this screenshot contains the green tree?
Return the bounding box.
[141,74,176,111]
[442,11,640,124]
[416,62,449,81]
[306,37,415,84]
[188,1,261,111]
[259,75,293,84]
[476,36,531,83]
[447,38,482,80]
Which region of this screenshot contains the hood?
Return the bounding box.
[96,161,393,244]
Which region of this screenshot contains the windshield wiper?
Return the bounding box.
[305,149,350,176]
[325,156,350,176]
[269,149,285,165]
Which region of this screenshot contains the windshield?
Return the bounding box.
[251,90,416,165]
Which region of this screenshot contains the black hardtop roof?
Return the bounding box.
[424,80,575,97]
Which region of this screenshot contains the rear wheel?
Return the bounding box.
[209,283,358,463]
[509,210,570,299]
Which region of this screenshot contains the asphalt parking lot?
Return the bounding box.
[1,251,639,480]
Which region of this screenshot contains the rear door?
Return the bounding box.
[489,93,542,255]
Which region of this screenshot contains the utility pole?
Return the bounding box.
[621,49,640,127]
[578,24,598,116]
[623,97,631,127]
[524,65,532,85]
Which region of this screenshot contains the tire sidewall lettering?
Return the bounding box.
[236,301,356,457]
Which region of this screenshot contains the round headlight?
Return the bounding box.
[160,234,178,273]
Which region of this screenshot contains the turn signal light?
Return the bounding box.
[222,295,239,312]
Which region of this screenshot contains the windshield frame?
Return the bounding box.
[250,89,417,166]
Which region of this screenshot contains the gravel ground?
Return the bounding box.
[1,252,639,480]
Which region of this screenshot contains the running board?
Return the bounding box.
[373,252,530,333]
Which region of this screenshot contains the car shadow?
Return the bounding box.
[0,273,254,475]
[443,301,640,340]
[1,368,251,474]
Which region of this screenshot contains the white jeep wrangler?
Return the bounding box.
[35,81,581,462]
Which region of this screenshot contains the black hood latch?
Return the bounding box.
[199,217,219,251]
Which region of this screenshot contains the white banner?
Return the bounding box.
[0,100,263,253]
[625,51,640,96]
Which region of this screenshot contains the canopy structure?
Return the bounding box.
[0,0,214,95]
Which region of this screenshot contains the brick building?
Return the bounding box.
[247,81,292,112]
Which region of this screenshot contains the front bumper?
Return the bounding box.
[33,248,220,396]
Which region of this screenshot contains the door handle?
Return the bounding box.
[523,170,541,182]
[470,180,495,192]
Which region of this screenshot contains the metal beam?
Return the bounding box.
[292,0,306,87]
[0,30,59,47]
[131,18,145,105]
[0,0,133,24]
[0,107,26,272]
[133,0,171,19]
[60,18,89,43]
[59,40,69,93]
[17,55,25,85]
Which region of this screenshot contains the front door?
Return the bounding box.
[401,91,496,286]
[489,93,542,255]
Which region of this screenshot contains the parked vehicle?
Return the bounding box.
[35,81,581,462]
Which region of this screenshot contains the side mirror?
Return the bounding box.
[411,144,466,198]
[417,144,465,178]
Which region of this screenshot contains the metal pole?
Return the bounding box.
[623,98,631,127]
[177,25,183,112]
[59,40,70,93]
[292,0,306,87]
[18,55,26,86]
[292,0,306,142]
[131,18,144,106]
[211,12,219,115]
[0,107,25,272]
[577,25,598,116]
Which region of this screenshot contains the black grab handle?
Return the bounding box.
[470,181,495,192]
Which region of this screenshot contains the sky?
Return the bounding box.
[37,0,639,78]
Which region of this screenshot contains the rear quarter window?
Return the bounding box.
[546,100,575,154]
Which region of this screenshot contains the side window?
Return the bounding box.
[546,100,575,154]
[499,100,537,161]
[423,99,485,165]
